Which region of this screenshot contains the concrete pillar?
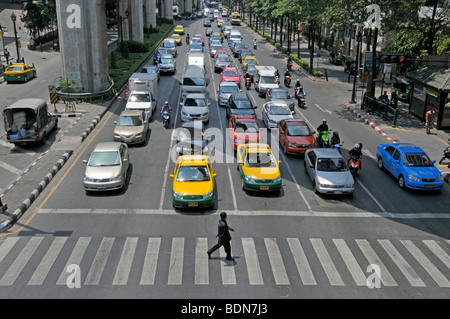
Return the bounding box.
[179,0,185,14]
[129,0,144,42]
[56,0,109,93]
[185,0,192,13]
[144,0,157,28]
[118,0,130,41]
[164,0,173,20]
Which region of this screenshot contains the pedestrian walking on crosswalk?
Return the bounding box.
[207,212,235,262]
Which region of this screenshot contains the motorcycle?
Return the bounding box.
[332,142,344,154]
[348,155,361,177]
[287,60,293,71]
[284,75,291,87]
[295,87,306,109]
[439,140,450,167]
[162,111,171,129]
[253,40,257,50]
[317,131,331,148]
[186,36,190,45]
[245,77,251,90]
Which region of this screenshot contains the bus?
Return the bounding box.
[231,12,241,25]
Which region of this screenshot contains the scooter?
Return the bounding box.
[253,40,257,50]
[284,75,291,87]
[332,142,344,154]
[317,131,330,148]
[162,111,171,129]
[295,87,306,109]
[348,155,361,177]
[287,61,293,71]
[245,77,251,90]
[439,139,450,167]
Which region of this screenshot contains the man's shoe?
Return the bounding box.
[226,257,235,261]
[207,252,211,259]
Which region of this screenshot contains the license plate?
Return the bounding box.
[97,185,107,189]
[188,202,198,207]
[260,185,269,190]
[192,118,198,120]
[334,191,342,194]
[124,138,131,143]
[425,185,433,189]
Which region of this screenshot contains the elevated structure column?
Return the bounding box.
[185,0,192,13]
[129,0,144,42]
[118,0,130,41]
[164,0,173,20]
[56,0,109,93]
[144,0,157,28]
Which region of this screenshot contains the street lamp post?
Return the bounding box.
[118,9,130,59]
[10,12,21,63]
[350,32,362,103]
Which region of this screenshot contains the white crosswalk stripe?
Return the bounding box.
[0,236,448,289]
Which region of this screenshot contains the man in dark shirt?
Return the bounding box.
[207,212,235,261]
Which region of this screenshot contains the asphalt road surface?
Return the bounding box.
[0,17,449,301]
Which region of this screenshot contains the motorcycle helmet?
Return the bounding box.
[333,131,339,137]
[322,119,327,124]
[164,101,169,105]
[354,143,362,151]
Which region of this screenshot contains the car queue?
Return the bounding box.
[82,8,446,209]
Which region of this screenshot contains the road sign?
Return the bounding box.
[361,72,369,83]
[317,53,321,58]
[48,85,59,105]
[364,52,380,76]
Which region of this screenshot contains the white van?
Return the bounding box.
[180,65,208,97]
[229,30,242,43]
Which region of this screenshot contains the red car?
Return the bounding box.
[277,119,318,155]
[229,115,263,150]
[214,49,228,60]
[221,68,241,88]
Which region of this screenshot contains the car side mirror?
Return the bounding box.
[169,174,175,179]
[212,173,217,178]
[82,160,88,164]
[279,161,282,164]
[114,121,117,124]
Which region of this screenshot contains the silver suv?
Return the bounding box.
[158,54,176,75]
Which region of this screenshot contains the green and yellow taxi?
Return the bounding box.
[173,25,185,35]
[171,34,182,45]
[170,155,217,209]
[237,143,282,192]
[3,63,37,83]
[242,56,259,69]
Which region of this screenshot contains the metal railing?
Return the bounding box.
[56,78,115,103]
[362,93,400,127]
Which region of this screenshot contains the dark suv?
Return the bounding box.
[225,92,257,119]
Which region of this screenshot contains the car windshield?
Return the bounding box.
[212,44,223,50]
[233,99,252,109]
[317,158,348,172]
[246,152,277,168]
[224,70,238,77]
[160,58,173,64]
[176,165,210,182]
[191,43,202,48]
[246,59,257,65]
[235,122,259,133]
[129,94,150,102]
[247,65,256,72]
[260,76,277,84]
[184,98,207,107]
[192,38,202,43]
[117,116,142,126]
[403,153,434,167]
[221,85,239,93]
[6,66,23,72]
[88,151,120,167]
[268,104,291,115]
[217,56,230,62]
[287,125,311,136]
[183,77,205,86]
[272,91,290,99]
[163,42,175,48]
[145,67,158,73]
[178,128,203,141]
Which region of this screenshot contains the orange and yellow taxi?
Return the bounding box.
[237,143,282,192]
[3,63,37,83]
[229,115,262,150]
[170,155,216,209]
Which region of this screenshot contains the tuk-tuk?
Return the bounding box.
[329,48,343,65]
[343,56,356,75]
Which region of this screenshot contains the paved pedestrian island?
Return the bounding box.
[0,235,448,290]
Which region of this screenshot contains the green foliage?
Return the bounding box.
[437,37,450,56]
[123,40,148,53]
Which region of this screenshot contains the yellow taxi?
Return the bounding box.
[171,34,182,45]
[3,63,37,83]
[170,155,216,209]
[217,18,223,27]
[243,56,259,69]
[237,143,282,193]
[173,25,185,35]
[212,32,223,41]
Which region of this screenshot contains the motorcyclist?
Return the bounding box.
[253,39,257,49]
[330,131,340,146]
[161,101,172,114]
[186,33,190,44]
[348,143,363,170]
[245,72,251,87]
[317,119,329,146]
[287,56,293,69]
[284,68,291,78]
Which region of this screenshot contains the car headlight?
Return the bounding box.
[273,176,282,183]
[84,176,94,182]
[173,192,183,199]
[437,175,443,182]
[113,133,121,138]
[269,119,276,124]
[181,111,188,116]
[202,112,209,116]
[345,184,354,188]
[203,191,214,199]
[110,174,122,181]
[288,142,296,147]
[319,183,333,188]
[244,175,255,183]
[407,174,420,182]
[135,133,143,138]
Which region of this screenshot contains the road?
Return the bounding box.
[0,17,449,301]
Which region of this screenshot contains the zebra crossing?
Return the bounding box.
[0,235,448,289]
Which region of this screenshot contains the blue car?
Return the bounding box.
[376,143,445,190]
[189,43,203,53]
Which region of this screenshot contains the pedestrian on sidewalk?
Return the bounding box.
[425,108,436,134]
[4,48,10,65]
[207,212,235,261]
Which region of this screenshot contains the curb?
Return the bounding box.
[0,150,73,233]
[346,105,396,142]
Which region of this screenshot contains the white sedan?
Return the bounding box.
[261,101,294,129]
